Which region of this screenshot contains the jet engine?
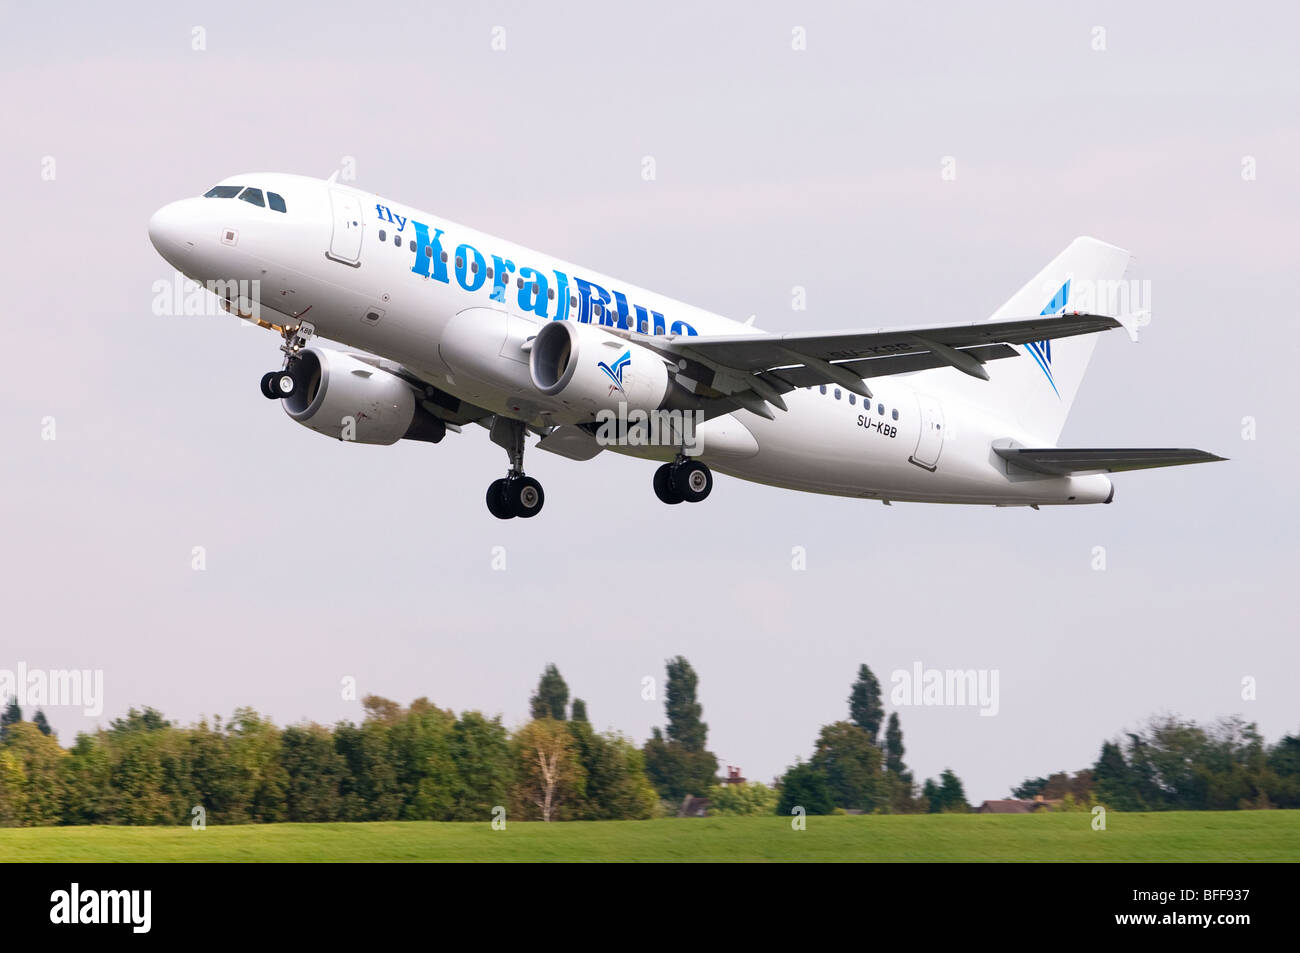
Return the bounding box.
[282,347,445,445]
[529,320,672,419]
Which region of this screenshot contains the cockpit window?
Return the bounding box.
[267,191,287,213]
[204,185,242,198]
[238,187,265,208]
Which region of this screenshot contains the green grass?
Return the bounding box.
[2,811,1297,862]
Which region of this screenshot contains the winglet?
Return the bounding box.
[1114,309,1147,343]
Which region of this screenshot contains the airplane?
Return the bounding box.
[147,172,1224,519]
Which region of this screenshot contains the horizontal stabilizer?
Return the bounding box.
[995,447,1226,475]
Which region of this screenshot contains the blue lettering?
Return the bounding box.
[455,243,487,292]
[409,220,449,283]
[518,266,550,317]
[490,255,516,303]
[574,278,612,325]
[552,270,570,321]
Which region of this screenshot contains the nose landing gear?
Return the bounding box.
[653,457,713,505]
[259,321,316,400]
[260,369,299,399]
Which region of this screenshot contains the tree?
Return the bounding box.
[446,711,513,821]
[924,768,969,813]
[664,657,707,750]
[707,780,778,816]
[2,722,66,825]
[884,712,907,775]
[1011,776,1049,800]
[848,665,884,744]
[568,721,656,820]
[881,712,916,812]
[1,698,21,742]
[32,711,52,737]
[529,664,569,721]
[512,719,584,821]
[777,761,833,816]
[643,658,718,802]
[281,724,348,822]
[570,698,588,723]
[0,749,25,825]
[811,721,885,812]
[643,728,718,804]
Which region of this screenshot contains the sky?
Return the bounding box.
[1,1,1297,803]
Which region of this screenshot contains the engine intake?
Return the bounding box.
[529,321,670,419]
[283,347,445,445]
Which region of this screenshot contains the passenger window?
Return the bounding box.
[238,187,265,207]
[877,403,885,415]
[409,240,416,252]
[267,192,287,213]
[441,251,449,263]
[516,277,524,289]
[819,385,826,395]
[892,408,899,420]
[570,296,578,307]
[456,256,464,269]
[548,288,554,299]
[834,389,841,400]
[849,394,856,405]
[204,185,242,198]
[379,229,386,242]
[471,261,479,273]
[424,246,432,258]
[393,234,400,246]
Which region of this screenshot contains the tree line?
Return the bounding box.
[1,663,1296,826]
[1012,715,1300,811]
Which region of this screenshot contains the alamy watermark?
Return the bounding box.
[890,662,999,717]
[0,663,104,716]
[594,402,705,455]
[151,271,261,320]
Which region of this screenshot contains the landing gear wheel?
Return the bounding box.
[272,370,298,399]
[672,460,713,503]
[654,464,684,504]
[259,372,279,399]
[508,476,545,518]
[486,478,514,520]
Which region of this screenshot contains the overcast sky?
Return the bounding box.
[2,2,1297,803]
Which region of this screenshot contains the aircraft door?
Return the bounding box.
[909,393,945,471]
[326,190,364,265]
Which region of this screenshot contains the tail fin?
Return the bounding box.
[923,237,1133,445]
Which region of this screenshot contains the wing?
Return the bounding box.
[994,447,1227,475]
[610,312,1123,418]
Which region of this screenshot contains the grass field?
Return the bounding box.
[1,811,1297,862]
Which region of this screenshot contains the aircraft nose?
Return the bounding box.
[148,201,188,258]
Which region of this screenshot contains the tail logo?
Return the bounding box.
[1025,279,1070,398]
[598,349,631,395]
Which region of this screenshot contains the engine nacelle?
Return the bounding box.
[529,320,671,419]
[282,347,445,445]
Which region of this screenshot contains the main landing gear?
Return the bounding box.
[485,417,545,519]
[653,457,713,505]
[259,321,316,400]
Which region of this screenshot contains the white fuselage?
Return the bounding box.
[147,173,1111,506]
